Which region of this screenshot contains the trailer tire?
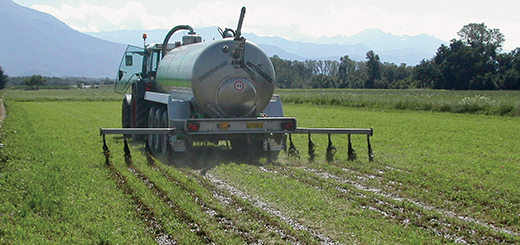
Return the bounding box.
[154,107,165,152]
[147,107,156,150]
[159,111,172,156]
[231,138,280,162]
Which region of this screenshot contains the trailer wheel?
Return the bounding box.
[147,107,156,150]
[154,107,165,152]
[231,138,280,162]
[122,95,132,138]
[159,111,172,156]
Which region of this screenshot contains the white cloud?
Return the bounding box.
[32,1,172,32]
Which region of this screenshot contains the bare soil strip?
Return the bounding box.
[202,171,336,244]
[181,169,305,244]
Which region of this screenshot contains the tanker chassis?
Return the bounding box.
[101,7,374,162]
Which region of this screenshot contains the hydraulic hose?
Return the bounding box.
[161,25,195,59]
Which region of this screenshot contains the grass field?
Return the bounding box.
[0,89,519,244]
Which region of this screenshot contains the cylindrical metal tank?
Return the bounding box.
[156,38,275,118]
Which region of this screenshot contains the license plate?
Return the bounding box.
[246,123,263,129]
[218,122,230,130]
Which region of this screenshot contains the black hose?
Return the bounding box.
[162,25,195,59]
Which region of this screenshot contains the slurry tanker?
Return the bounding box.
[101,7,373,162]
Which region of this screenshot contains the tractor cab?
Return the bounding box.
[114,32,201,95]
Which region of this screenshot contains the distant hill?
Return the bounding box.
[0,0,125,77]
[88,27,447,65]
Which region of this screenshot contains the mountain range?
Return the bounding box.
[1,0,447,78]
[88,28,446,65]
[0,0,125,77]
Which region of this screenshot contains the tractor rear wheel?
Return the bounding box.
[122,95,132,138]
[131,85,151,140]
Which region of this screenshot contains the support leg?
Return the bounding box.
[287,134,300,158]
[102,134,111,166]
[347,134,357,161]
[308,134,315,163]
[367,135,374,162]
[326,134,336,163]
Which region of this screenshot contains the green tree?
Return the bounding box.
[457,23,505,52]
[365,50,381,88]
[497,48,520,90]
[338,55,356,88]
[25,75,47,90]
[424,23,505,90]
[0,66,7,89]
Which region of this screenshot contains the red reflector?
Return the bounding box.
[281,122,295,131]
[187,123,200,131]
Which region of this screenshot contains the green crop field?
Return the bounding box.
[279,89,520,116]
[0,89,519,244]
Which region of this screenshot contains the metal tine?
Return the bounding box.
[145,141,156,165]
[326,134,336,163]
[287,134,300,158]
[308,133,316,163]
[367,135,374,162]
[123,139,133,165]
[347,134,357,161]
[102,134,111,166]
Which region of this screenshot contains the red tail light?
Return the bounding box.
[187,123,200,131]
[145,82,153,91]
[281,122,295,131]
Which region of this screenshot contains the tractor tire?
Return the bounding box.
[134,98,151,128]
[147,107,156,150]
[121,95,132,138]
[131,86,151,140]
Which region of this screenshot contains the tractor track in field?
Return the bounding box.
[260,165,519,244]
[105,164,177,245]
[331,166,520,238]
[133,163,260,244]
[125,165,214,244]
[181,169,312,244]
[199,170,336,244]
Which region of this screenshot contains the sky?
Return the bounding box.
[13,0,520,51]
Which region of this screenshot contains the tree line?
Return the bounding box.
[271,23,520,90]
[0,71,113,90]
[1,23,519,91]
